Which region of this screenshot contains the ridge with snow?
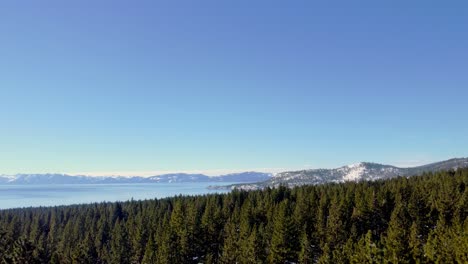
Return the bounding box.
[0,172,272,185]
[220,158,468,190]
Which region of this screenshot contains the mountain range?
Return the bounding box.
[2,158,467,187]
[0,172,272,185]
[218,158,468,190]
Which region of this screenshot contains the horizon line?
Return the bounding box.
[2,158,461,177]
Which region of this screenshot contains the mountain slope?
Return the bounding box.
[0,172,272,185]
[227,158,468,190]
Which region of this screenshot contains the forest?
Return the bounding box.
[0,168,467,263]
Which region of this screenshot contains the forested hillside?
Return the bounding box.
[0,169,467,263]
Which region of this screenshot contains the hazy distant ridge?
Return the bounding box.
[0,172,272,185]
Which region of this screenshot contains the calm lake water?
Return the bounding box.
[0,182,234,209]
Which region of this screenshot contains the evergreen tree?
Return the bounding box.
[384,200,412,263]
[268,200,298,263]
[110,220,132,264]
[142,234,158,264]
[299,230,313,264]
[169,201,190,263]
[220,220,239,264]
[241,225,265,264]
[351,230,382,264]
[72,234,98,264]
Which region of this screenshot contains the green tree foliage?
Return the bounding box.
[351,230,382,263]
[268,200,298,263]
[298,229,313,264]
[0,169,466,263]
[110,220,132,264]
[384,200,412,263]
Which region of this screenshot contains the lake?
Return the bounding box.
[0,182,234,209]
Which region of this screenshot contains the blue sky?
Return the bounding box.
[1,1,467,175]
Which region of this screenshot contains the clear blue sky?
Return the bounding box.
[1,1,467,175]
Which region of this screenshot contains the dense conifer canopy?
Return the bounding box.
[0,169,467,263]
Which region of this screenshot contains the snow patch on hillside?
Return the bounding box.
[343,164,366,181]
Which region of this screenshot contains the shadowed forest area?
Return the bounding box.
[0,169,467,263]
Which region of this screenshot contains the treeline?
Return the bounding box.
[0,169,467,263]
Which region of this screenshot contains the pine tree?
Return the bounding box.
[351,230,382,264]
[299,230,312,264]
[268,200,297,263]
[220,220,239,264]
[96,219,111,263]
[201,197,223,262]
[142,233,158,264]
[317,243,332,264]
[0,229,13,263]
[10,238,39,264]
[169,201,190,263]
[241,225,265,264]
[129,214,148,263]
[326,194,348,249]
[384,201,411,263]
[72,234,98,264]
[110,220,132,264]
[408,222,424,261]
[423,220,467,263]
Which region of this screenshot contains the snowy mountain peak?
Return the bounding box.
[346,162,364,169]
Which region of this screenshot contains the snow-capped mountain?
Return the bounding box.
[0,172,272,185]
[226,158,468,190]
[146,172,272,183]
